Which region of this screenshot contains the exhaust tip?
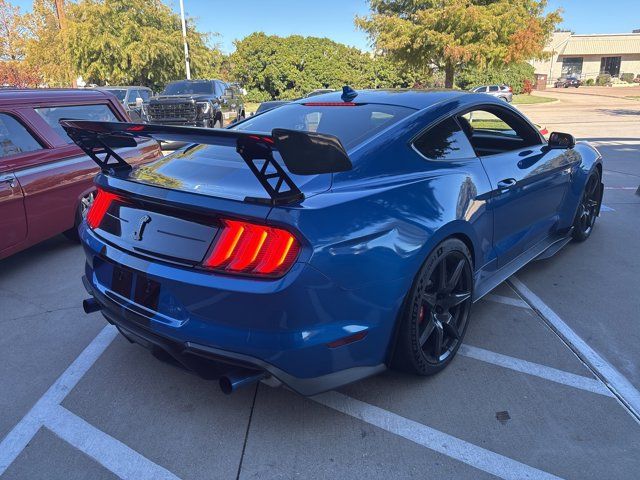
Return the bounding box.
[219,370,266,395]
[82,298,101,314]
[219,377,234,395]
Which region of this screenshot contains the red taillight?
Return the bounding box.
[508,86,513,93]
[203,219,300,277]
[86,188,121,229]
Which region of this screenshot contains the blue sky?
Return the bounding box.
[12,0,640,53]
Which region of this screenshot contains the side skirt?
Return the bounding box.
[472,234,571,302]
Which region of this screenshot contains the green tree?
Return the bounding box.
[231,32,422,101]
[23,0,71,86]
[0,0,26,61]
[356,0,561,88]
[23,0,224,89]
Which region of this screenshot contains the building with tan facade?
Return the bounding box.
[530,31,640,83]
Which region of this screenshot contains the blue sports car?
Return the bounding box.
[62,87,603,395]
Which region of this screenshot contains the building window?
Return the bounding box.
[561,57,583,77]
[600,57,621,77]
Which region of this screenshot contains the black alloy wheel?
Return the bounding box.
[572,171,602,242]
[393,238,473,375]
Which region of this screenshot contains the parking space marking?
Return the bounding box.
[600,204,615,212]
[459,345,614,397]
[45,405,180,480]
[0,325,118,475]
[313,391,564,480]
[482,293,531,309]
[509,276,640,420]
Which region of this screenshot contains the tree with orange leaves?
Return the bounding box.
[356,0,561,88]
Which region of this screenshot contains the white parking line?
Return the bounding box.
[45,405,180,480]
[0,325,118,475]
[0,324,181,479]
[313,391,564,480]
[483,293,531,309]
[509,276,640,419]
[459,345,614,397]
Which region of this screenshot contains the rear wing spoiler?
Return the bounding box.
[59,120,352,205]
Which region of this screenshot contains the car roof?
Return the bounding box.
[291,89,469,110]
[0,88,114,106]
[96,86,151,90]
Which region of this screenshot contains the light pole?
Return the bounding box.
[179,0,191,79]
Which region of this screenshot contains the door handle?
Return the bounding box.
[496,178,517,190]
[0,175,17,189]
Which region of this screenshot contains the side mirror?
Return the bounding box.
[547,131,575,150]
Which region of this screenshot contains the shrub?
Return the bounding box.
[585,78,595,86]
[522,79,533,94]
[596,74,611,86]
[621,72,635,83]
[456,62,535,94]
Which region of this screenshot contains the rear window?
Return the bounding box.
[35,104,119,144]
[0,113,42,158]
[233,103,415,149]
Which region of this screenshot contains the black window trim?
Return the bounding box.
[411,116,477,162]
[408,101,544,162]
[0,111,46,160]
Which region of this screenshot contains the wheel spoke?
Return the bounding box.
[449,291,471,307]
[422,292,437,307]
[432,321,444,358]
[419,318,436,347]
[439,258,447,291]
[442,318,460,340]
[446,259,465,291]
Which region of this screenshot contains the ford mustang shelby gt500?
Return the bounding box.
[62,87,603,395]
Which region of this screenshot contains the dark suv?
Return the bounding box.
[96,86,153,122]
[147,80,244,128]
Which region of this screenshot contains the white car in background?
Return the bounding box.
[472,84,513,103]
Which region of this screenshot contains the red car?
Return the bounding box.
[0,89,161,260]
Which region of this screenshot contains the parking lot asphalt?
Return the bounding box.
[1,89,639,479]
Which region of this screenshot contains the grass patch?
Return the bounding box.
[244,102,260,114]
[512,94,555,105]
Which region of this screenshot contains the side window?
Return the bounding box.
[214,81,225,97]
[459,107,542,156]
[488,85,500,92]
[0,113,43,158]
[462,110,516,136]
[125,90,137,104]
[413,117,476,161]
[35,104,119,144]
[138,90,151,102]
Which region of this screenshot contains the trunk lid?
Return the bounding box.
[125,143,331,202]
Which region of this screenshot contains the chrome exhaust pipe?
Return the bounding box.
[219,369,266,395]
[82,297,101,314]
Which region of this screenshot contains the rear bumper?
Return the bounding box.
[84,278,384,395]
[80,225,397,395]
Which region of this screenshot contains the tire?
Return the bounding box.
[571,171,602,242]
[392,238,473,376]
[63,190,95,242]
